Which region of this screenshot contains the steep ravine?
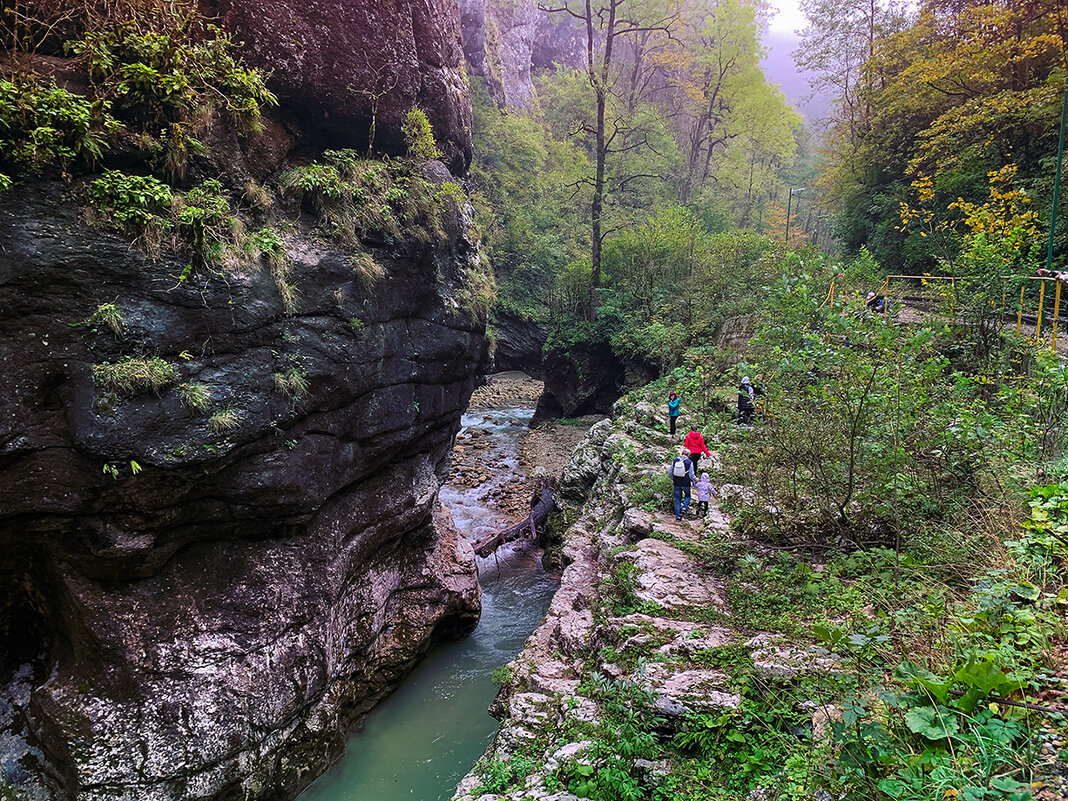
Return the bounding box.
[0,2,490,799]
[299,378,564,801]
[450,399,819,801]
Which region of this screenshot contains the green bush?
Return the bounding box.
[281,153,442,245]
[85,303,124,335]
[174,179,235,262]
[401,108,439,161]
[68,13,276,134]
[89,170,174,250]
[0,79,120,181]
[90,171,238,263]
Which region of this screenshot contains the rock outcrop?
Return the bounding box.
[0,169,488,800]
[490,309,549,376]
[458,0,586,110]
[203,0,474,173]
[0,2,497,798]
[534,341,658,421]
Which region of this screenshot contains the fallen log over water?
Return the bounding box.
[473,482,555,558]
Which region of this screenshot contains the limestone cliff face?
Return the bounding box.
[203,0,474,173]
[0,172,486,800]
[0,3,490,799]
[458,0,586,110]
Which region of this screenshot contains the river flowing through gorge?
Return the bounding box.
[299,380,573,801]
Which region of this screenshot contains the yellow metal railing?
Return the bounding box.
[821,273,1068,352]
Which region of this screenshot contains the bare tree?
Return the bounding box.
[539,0,678,321]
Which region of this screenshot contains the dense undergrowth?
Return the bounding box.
[473,244,1067,801]
[619,263,1066,799]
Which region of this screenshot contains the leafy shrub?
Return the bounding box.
[174,179,236,262]
[0,79,120,181]
[401,108,439,161]
[67,11,276,135]
[89,170,173,234]
[90,171,238,263]
[247,227,287,274]
[733,269,1035,547]
[282,154,442,246]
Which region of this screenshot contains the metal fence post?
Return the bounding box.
[1038,279,1047,340]
[1017,286,1025,336]
[1053,281,1062,350]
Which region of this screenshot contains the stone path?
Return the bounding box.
[451,411,802,801]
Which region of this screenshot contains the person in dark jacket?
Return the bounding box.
[738,376,755,425]
[668,450,697,520]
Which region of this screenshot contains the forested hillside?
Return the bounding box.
[457,3,1068,799]
[469,0,810,402]
[805,0,1066,273]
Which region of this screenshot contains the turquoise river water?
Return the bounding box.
[299,406,558,801]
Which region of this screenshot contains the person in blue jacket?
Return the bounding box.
[667,391,681,438]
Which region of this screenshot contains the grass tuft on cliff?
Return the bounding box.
[93,356,178,396]
[209,405,241,433]
[85,303,124,336]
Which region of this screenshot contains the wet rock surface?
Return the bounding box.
[205,0,473,171]
[0,178,487,801]
[489,308,550,377]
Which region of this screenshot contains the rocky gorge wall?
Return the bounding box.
[457,0,586,111]
[0,2,491,800]
[203,0,475,173]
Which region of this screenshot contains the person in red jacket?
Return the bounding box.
[684,428,711,472]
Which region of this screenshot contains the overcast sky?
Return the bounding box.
[767,0,806,36]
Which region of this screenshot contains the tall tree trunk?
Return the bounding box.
[591,86,606,321]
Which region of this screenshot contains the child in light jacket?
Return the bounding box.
[694,473,718,518]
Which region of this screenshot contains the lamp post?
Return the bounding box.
[1047,76,1068,272]
[785,187,806,247]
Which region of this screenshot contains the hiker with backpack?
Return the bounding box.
[668,450,697,521]
[738,377,756,425]
[694,472,718,518]
[684,428,711,471]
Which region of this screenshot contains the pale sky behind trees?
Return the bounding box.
[767,0,806,34]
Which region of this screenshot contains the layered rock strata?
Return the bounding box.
[0,160,487,799]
